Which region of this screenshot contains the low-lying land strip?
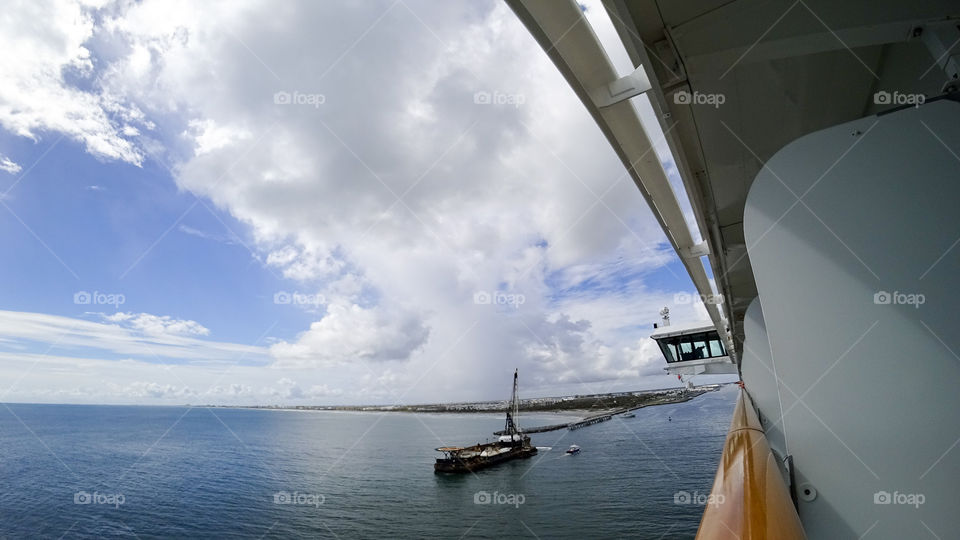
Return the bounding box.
[221,385,724,433]
[493,386,718,434]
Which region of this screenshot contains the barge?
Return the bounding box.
[434,370,537,473]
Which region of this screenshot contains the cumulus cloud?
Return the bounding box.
[0,0,148,164]
[206,383,254,398]
[270,302,430,366]
[119,381,196,399]
[183,118,252,156]
[266,246,347,283]
[0,0,725,404]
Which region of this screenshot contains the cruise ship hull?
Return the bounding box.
[507,0,960,538]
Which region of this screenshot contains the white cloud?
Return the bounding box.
[270,302,430,367]
[0,348,352,404]
[0,0,147,165]
[266,246,346,283]
[262,377,343,400]
[0,0,717,404]
[184,118,252,156]
[119,381,196,398]
[0,310,263,363]
[102,311,211,336]
[0,155,21,175]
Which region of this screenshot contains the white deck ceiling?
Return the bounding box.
[605,0,958,352]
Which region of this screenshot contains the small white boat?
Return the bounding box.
[565,445,580,455]
[622,412,635,418]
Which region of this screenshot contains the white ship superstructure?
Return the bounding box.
[508,1,960,538]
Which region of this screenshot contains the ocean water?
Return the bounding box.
[0,386,737,539]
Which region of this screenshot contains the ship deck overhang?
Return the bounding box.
[509,0,960,363]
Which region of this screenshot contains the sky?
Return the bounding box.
[0,0,727,406]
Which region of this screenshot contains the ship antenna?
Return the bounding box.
[660,306,670,327]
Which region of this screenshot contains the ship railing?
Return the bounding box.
[695,388,806,539]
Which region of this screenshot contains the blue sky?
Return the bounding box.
[0,134,300,345]
[0,0,724,405]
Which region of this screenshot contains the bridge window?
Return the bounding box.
[657,330,727,363]
[708,337,725,357]
[661,341,677,363]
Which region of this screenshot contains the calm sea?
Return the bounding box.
[0,385,736,539]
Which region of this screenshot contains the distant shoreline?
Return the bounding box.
[213,384,726,420]
[2,384,728,412]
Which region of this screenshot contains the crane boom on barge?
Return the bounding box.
[433,370,537,473]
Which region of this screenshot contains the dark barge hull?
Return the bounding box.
[434,446,538,473]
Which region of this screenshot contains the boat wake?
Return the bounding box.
[536,446,552,451]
